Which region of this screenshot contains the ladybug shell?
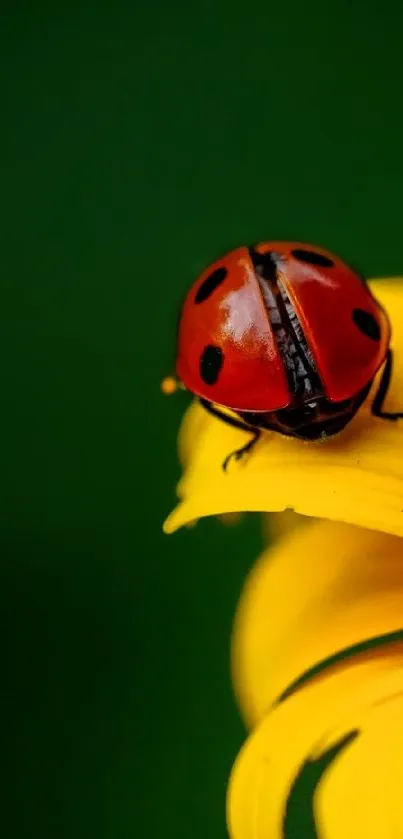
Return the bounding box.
[176,242,390,412]
[177,247,290,411]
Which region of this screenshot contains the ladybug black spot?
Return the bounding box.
[200,345,224,385]
[352,308,381,341]
[292,249,334,267]
[194,266,228,304]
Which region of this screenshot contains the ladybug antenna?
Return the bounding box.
[161,376,184,396]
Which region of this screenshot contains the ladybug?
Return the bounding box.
[174,242,402,470]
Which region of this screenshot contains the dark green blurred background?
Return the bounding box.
[1,2,403,837]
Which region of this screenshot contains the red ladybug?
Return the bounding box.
[175,242,402,469]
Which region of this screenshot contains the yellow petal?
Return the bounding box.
[218,512,244,526]
[263,510,310,542]
[177,397,210,472]
[232,519,403,727]
[164,280,403,537]
[229,521,403,836]
[227,645,403,839]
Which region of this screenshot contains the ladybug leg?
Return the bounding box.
[222,429,261,473]
[371,349,403,420]
[199,399,261,471]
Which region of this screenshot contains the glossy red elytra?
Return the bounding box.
[173,242,402,469]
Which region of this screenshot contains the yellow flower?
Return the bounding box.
[163,278,403,838]
[228,518,403,839]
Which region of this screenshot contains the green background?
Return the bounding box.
[1,2,402,837]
